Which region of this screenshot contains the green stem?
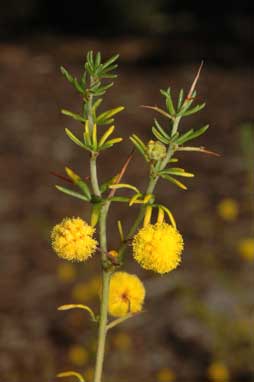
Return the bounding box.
[118,124,177,260]
[93,268,111,382]
[90,154,101,197]
[87,86,111,382]
[93,202,111,382]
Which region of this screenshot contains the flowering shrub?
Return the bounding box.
[50,51,216,382]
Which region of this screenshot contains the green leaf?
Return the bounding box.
[95,52,101,67]
[108,196,130,203]
[131,134,147,151]
[96,106,124,125]
[80,71,87,87]
[175,129,194,145]
[168,158,179,163]
[130,135,148,161]
[98,125,115,147]
[170,131,180,142]
[58,304,97,322]
[100,176,117,194]
[76,180,91,199]
[154,119,171,139]
[90,203,101,227]
[177,89,184,110]
[101,54,119,70]
[160,88,175,115]
[90,82,114,97]
[159,174,187,190]
[57,371,85,382]
[60,67,84,94]
[92,98,103,113]
[186,124,209,140]
[177,125,209,145]
[152,126,170,144]
[55,185,89,201]
[99,137,122,151]
[65,167,91,199]
[62,109,85,123]
[60,66,73,83]
[182,103,206,116]
[109,183,140,193]
[65,128,86,148]
[160,168,194,177]
[130,137,146,158]
[73,78,84,94]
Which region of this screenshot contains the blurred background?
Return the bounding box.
[0,1,253,381]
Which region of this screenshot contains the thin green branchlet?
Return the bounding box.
[52,51,217,382]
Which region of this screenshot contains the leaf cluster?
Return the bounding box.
[61,51,123,126]
[130,69,213,191]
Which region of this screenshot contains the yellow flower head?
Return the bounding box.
[68,345,88,366]
[217,198,239,221]
[208,361,229,382]
[132,222,184,274]
[57,263,76,282]
[108,272,145,317]
[51,217,97,262]
[157,368,175,382]
[238,238,254,262]
[113,332,132,350]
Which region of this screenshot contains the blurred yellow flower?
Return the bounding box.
[113,332,132,351]
[133,222,183,274]
[238,238,254,262]
[51,217,97,262]
[208,361,229,382]
[156,368,175,382]
[57,263,76,282]
[217,198,239,221]
[108,272,145,317]
[72,277,101,302]
[68,345,88,366]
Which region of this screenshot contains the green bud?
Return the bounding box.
[147,140,166,161]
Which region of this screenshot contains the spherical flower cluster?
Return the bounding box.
[68,345,88,366]
[108,272,145,317]
[238,238,254,262]
[156,367,176,382]
[132,222,184,274]
[51,217,97,262]
[207,361,229,382]
[217,198,238,221]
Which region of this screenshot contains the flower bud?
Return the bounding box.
[147,140,166,161]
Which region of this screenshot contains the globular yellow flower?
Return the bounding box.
[57,263,76,282]
[108,272,145,317]
[238,238,254,262]
[51,217,97,262]
[72,277,101,302]
[208,361,229,382]
[157,368,175,382]
[68,345,89,366]
[132,222,184,274]
[217,198,239,221]
[113,332,132,351]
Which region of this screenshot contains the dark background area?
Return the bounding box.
[0,0,253,66]
[0,1,253,382]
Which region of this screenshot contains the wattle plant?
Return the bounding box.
[50,51,217,382]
